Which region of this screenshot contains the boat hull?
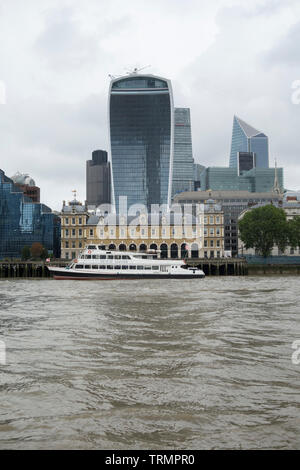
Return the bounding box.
[48,268,205,280]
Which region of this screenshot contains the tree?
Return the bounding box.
[288,216,300,249]
[239,204,288,257]
[21,245,31,260]
[30,242,44,259]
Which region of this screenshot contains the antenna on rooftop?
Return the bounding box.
[125,65,151,75]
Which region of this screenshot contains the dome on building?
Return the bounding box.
[11,172,36,186]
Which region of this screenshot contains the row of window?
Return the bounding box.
[63,217,84,225]
[204,240,222,248]
[81,254,131,260]
[75,265,160,271]
[63,229,83,237]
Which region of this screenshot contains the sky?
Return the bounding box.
[1,0,300,211]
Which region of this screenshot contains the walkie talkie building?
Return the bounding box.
[108,74,174,212]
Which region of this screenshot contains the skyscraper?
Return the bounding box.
[108,74,174,212]
[172,108,195,197]
[86,150,111,208]
[229,116,269,169]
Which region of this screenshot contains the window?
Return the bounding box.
[216,228,220,236]
[79,229,82,236]
[160,266,167,272]
[129,266,136,270]
[65,229,69,237]
[204,240,208,247]
[86,255,91,259]
[65,253,69,259]
[209,216,214,224]
[65,241,69,248]
[216,216,220,224]
[72,229,76,236]
[217,240,220,247]
[121,265,128,270]
[72,218,75,225]
[144,266,151,270]
[210,228,214,236]
[114,265,121,269]
[75,265,83,269]
[65,218,69,225]
[79,218,82,225]
[100,255,106,259]
[108,255,113,260]
[137,266,143,270]
[92,265,98,269]
[152,266,159,270]
[89,229,94,236]
[107,265,113,269]
[72,241,76,248]
[79,242,82,248]
[84,265,91,269]
[210,240,214,247]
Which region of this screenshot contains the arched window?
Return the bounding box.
[129,243,137,251]
[139,244,147,252]
[108,243,116,251]
[160,243,168,259]
[181,243,188,259]
[119,244,126,251]
[170,243,178,259]
[150,243,157,251]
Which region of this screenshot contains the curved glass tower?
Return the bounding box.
[108,74,174,212]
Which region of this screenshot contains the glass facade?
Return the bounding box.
[230,116,269,169]
[172,108,194,197]
[109,75,173,212]
[0,169,60,259]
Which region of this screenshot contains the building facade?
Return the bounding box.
[86,150,111,208]
[0,169,60,259]
[229,115,269,169]
[11,172,40,202]
[108,74,174,212]
[174,190,282,256]
[172,108,194,197]
[60,198,89,260]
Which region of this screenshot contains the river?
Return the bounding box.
[0,276,299,449]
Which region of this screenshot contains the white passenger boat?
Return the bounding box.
[47,245,205,280]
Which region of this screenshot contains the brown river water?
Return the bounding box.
[0,276,299,449]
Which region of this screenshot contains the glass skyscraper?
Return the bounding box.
[172,108,195,197]
[0,169,60,259]
[108,74,174,212]
[229,115,269,169]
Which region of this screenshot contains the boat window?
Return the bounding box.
[92,255,97,259]
[144,266,151,270]
[142,255,147,259]
[114,265,121,269]
[107,265,113,269]
[108,255,113,260]
[137,266,143,270]
[152,266,159,271]
[75,265,83,269]
[86,255,91,259]
[129,266,136,270]
[101,266,106,269]
[160,266,167,272]
[122,255,130,260]
[87,245,96,249]
[100,255,106,259]
[92,265,98,269]
[84,265,91,269]
[114,255,121,260]
[122,266,128,270]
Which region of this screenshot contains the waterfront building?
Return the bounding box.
[108,73,174,212]
[60,196,89,260]
[172,108,194,197]
[229,115,269,169]
[11,172,40,203]
[59,204,224,260]
[199,166,283,193]
[86,150,111,208]
[174,190,282,256]
[0,169,60,259]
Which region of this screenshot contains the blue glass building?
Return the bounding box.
[108,74,174,212]
[229,116,269,169]
[0,169,60,259]
[172,108,195,197]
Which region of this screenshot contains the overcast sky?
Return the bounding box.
[1,0,300,210]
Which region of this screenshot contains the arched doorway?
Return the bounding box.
[129,243,137,251]
[119,244,126,251]
[191,243,199,258]
[160,243,168,259]
[139,243,147,252]
[150,243,157,251]
[108,243,116,251]
[171,243,178,259]
[181,243,188,259]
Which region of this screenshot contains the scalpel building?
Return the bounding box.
[108,74,174,213]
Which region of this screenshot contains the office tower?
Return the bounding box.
[0,169,60,259]
[172,108,194,197]
[199,166,283,193]
[237,152,256,175]
[86,150,111,207]
[229,115,269,169]
[108,73,174,212]
[194,163,206,190]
